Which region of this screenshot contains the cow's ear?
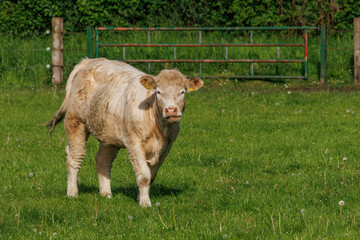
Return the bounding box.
[140,75,156,90]
[186,78,203,92]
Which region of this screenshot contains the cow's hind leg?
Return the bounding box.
[64,114,89,197]
[96,144,118,198]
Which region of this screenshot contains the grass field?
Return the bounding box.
[1,81,360,239]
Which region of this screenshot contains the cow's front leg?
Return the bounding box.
[128,143,152,207]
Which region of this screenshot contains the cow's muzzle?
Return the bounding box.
[163,107,182,122]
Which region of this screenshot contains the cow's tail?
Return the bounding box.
[44,58,90,134]
[43,100,67,134]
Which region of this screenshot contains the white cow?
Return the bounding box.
[45,58,203,207]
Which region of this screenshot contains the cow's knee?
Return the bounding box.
[136,174,150,187]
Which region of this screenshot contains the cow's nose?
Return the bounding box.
[164,107,178,117]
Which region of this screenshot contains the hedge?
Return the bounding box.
[1,0,360,35]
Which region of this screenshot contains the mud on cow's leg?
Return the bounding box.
[64,114,89,197]
[96,144,118,198]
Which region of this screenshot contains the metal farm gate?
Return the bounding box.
[89,26,317,80]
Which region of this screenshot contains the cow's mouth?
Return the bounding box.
[167,116,182,122]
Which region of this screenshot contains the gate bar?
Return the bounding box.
[250,30,254,76]
[86,26,91,58]
[320,25,326,84]
[95,27,99,58]
[188,75,306,79]
[148,31,151,72]
[97,26,317,31]
[304,30,308,79]
[121,59,304,63]
[99,43,304,47]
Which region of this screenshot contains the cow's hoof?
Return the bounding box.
[67,192,79,198]
[139,198,152,208]
[103,193,112,199]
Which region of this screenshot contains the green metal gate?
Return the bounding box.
[88,26,318,80]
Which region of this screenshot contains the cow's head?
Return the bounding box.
[140,69,203,124]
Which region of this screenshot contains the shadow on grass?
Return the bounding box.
[234,78,287,84]
[78,183,186,201]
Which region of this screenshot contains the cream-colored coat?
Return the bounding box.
[46,58,203,207]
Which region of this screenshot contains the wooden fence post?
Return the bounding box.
[52,17,63,85]
[355,18,360,84]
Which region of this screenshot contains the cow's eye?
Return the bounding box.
[156,90,161,95]
[180,90,185,94]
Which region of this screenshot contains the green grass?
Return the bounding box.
[0,30,355,88]
[1,82,360,239]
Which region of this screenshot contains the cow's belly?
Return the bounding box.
[91,125,125,148]
[86,108,125,148]
[84,86,126,148]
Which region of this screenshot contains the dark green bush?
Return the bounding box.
[1,0,360,35]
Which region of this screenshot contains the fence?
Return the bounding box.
[93,26,317,80]
[1,17,359,87]
[320,18,360,84]
[0,30,52,88]
[0,18,87,88]
[39,18,360,84]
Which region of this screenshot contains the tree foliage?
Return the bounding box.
[1,0,360,34]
